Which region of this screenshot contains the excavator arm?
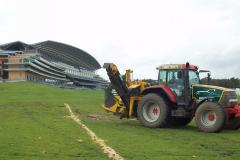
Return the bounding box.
[103,63,130,117]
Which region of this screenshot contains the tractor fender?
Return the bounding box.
[193,99,209,113]
[141,85,177,103]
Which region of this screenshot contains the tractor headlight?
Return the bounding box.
[228,99,238,107]
[220,91,238,107]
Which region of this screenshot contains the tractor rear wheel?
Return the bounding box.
[137,93,169,128]
[225,117,240,130]
[195,102,227,133]
[168,117,193,127]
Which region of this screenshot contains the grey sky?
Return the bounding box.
[1,0,240,80]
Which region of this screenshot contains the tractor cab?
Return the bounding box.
[157,64,199,105]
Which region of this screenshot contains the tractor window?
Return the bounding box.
[167,70,184,96]
[158,70,167,85]
[189,71,200,86]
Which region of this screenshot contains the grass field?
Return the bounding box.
[0,82,240,160]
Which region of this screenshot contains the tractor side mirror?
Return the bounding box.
[207,73,211,83]
[199,70,211,84]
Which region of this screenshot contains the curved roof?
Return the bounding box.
[33,41,101,71]
[0,41,35,51]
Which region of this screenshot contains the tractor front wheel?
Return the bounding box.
[195,102,227,133]
[137,93,169,128]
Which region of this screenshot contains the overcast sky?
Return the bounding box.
[1,0,240,80]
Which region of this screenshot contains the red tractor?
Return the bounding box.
[102,63,240,132]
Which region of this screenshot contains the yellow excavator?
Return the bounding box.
[102,63,149,118]
[102,63,240,133]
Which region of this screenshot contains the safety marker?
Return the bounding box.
[64,103,124,160]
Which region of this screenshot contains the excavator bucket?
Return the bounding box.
[104,85,118,109]
[102,84,125,115]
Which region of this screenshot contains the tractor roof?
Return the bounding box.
[158,64,198,71]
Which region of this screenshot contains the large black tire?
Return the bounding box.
[195,102,227,133]
[137,93,170,128]
[168,117,193,127]
[225,117,240,130]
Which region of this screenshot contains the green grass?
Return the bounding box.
[0,82,107,160]
[0,82,240,160]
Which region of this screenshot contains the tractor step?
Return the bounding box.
[171,108,191,117]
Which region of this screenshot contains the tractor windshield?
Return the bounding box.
[158,70,183,96]
[158,70,199,96]
[189,71,200,86]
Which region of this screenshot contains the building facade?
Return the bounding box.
[0,41,107,88]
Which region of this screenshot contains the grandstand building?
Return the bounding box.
[0,41,107,88]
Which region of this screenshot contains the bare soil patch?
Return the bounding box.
[87,114,113,121]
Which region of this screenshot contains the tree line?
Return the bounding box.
[201,77,240,89]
